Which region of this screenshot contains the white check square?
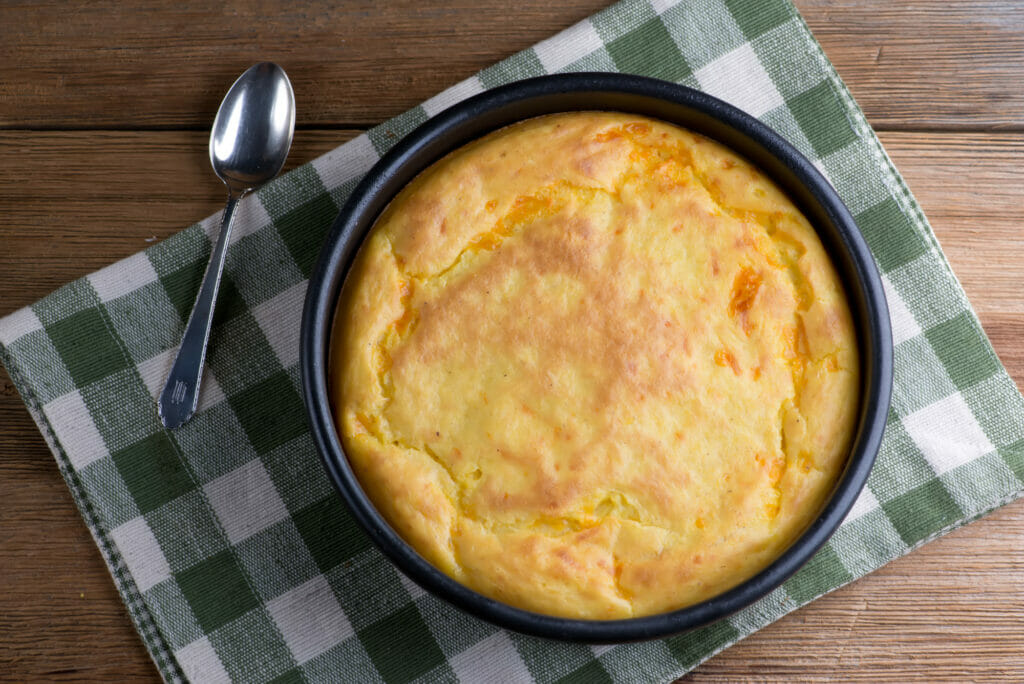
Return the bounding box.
[176,637,231,684]
[204,460,289,544]
[312,133,380,192]
[136,348,225,412]
[882,275,922,346]
[0,306,44,346]
[229,193,274,246]
[903,393,995,476]
[88,252,159,303]
[421,76,486,117]
[842,487,880,526]
[267,575,354,664]
[695,44,785,118]
[43,389,108,471]
[110,516,171,592]
[251,281,306,369]
[450,632,532,683]
[534,19,604,73]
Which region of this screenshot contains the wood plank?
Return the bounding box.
[1,130,1023,680]
[797,0,1024,131]
[0,130,355,312]
[1,1,1022,131]
[0,373,155,680]
[0,0,608,129]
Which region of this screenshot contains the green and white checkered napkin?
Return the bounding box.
[4,0,1024,681]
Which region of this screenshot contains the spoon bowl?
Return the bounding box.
[210,62,296,194]
[158,62,296,429]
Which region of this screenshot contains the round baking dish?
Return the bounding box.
[300,73,893,642]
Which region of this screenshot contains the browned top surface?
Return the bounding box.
[1,1,1023,681]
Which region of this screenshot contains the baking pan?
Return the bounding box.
[301,73,893,642]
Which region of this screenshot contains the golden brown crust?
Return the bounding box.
[330,112,859,619]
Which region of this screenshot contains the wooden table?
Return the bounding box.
[2,1,1022,680]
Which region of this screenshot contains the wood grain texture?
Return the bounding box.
[2,1,1022,130]
[0,0,608,130]
[797,0,1024,131]
[2,0,1024,681]
[2,129,1023,682]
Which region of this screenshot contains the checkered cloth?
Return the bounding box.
[3,0,1023,681]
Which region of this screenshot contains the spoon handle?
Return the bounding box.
[158,193,242,429]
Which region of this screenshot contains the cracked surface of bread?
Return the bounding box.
[330,112,859,619]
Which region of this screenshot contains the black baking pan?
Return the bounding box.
[300,73,893,642]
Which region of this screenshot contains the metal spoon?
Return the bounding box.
[158,62,296,429]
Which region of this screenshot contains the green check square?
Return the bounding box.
[328,176,368,216]
[606,18,692,82]
[882,479,963,546]
[5,330,76,404]
[204,312,281,396]
[146,224,209,277]
[77,457,141,529]
[45,307,129,387]
[663,618,739,669]
[174,401,259,485]
[887,254,969,331]
[368,107,430,156]
[866,415,937,502]
[104,281,182,362]
[819,139,889,216]
[753,21,824,101]
[416,595,497,657]
[301,639,381,684]
[81,369,162,453]
[941,452,1019,517]
[259,164,328,219]
[225,228,305,309]
[597,641,681,684]
[555,659,613,684]
[590,1,655,43]
[293,495,371,573]
[660,1,746,71]
[999,439,1024,483]
[32,277,100,326]
[787,80,859,158]
[358,604,446,684]
[329,553,409,632]
[228,370,308,454]
[478,49,546,89]
[274,194,339,278]
[160,258,207,323]
[963,373,1024,451]
[208,609,296,682]
[830,510,907,576]
[211,274,249,327]
[759,103,817,161]
[784,543,852,604]
[144,579,204,649]
[724,0,794,39]
[112,432,194,514]
[263,433,335,513]
[925,312,1000,391]
[176,549,260,633]
[146,490,228,572]
[511,635,596,683]
[557,47,618,74]
[235,520,320,601]
[891,336,958,415]
[267,668,304,684]
[855,197,929,273]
